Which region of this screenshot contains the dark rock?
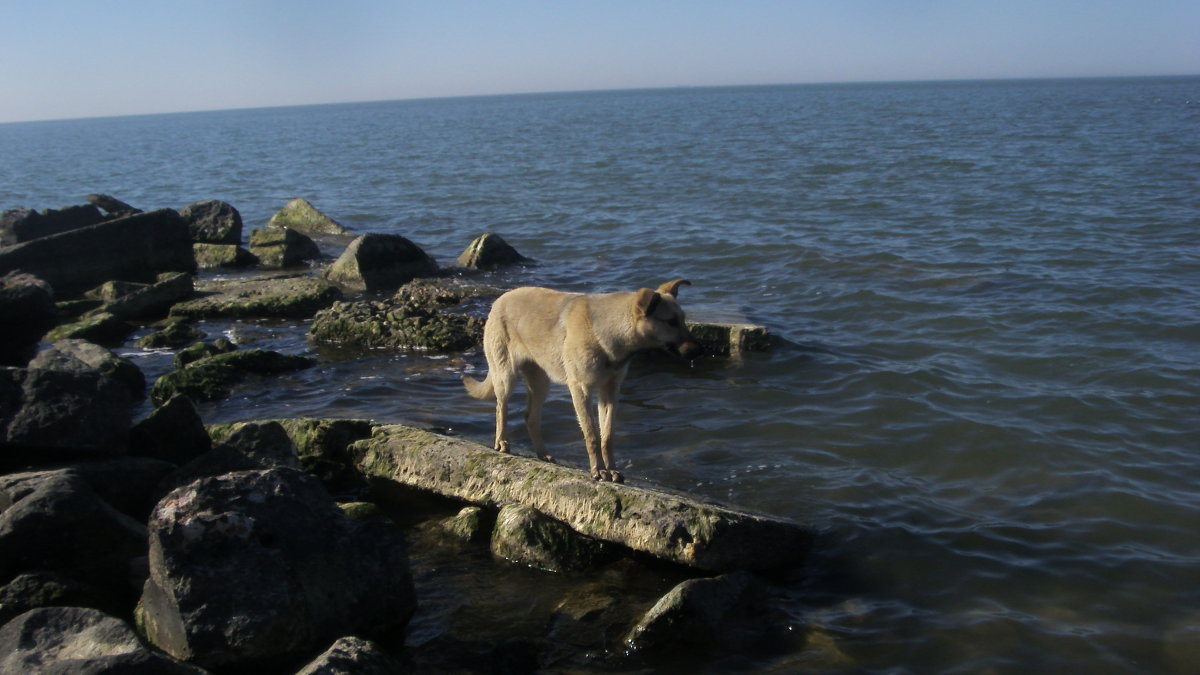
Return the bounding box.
[456,232,529,269]
[174,338,236,368]
[58,456,177,522]
[294,636,404,675]
[45,311,135,345]
[0,209,195,296]
[267,198,350,236]
[623,571,754,655]
[178,200,243,245]
[29,339,144,400]
[86,193,142,217]
[441,505,490,543]
[210,421,301,470]
[137,321,205,349]
[248,227,320,268]
[209,418,374,489]
[96,272,193,320]
[490,503,609,573]
[55,298,103,320]
[337,502,380,519]
[0,572,122,626]
[130,395,212,465]
[0,471,146,589]
[0,204,105,246]
[0,271,56,367]
[136,468,416,670]
[169,274,341,319]
[150,349,314,406]
[324,233,438,292]
[0,607,203,674]
[192,243,257,269]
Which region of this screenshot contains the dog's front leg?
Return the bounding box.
[568,383,603,480]
[598,382,623,483]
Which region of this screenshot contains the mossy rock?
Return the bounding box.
[207,417,373,487]
[193,243,256,269]
[267,198,350,236]
[137,321,205,349]
[169,274,341,319]
[151,349,315,405]
[175,338,237,367]
[309,298,482,354]
[491,503,610,573]
[248,227,320,269]
[45,312,134,345]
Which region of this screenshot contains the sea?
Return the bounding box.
[2,76,1198,672]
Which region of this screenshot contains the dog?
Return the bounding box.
[463,279,701,482]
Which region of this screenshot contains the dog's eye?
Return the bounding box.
[666,317,681,328]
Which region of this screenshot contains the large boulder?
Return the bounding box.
[456,232,529,269]
[207,417,374,488]
[136,468,416,670]
[0,209,195,296]
[178,200,243,245]
[0,271,56,367]
[169,274,341,319]
[267,198,350,236]
[323,233,438,292]
[0,204,105,246]
[248,227,320,268]
[0,607,202,674]
[623,571,754,656]
[129,394,212,465]
[150,349,315,405]
[490,503,608,572]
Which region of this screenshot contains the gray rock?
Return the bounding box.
[294,636,403,675]
[0,572,121,627]
[97,272,193,320]
[150,349,315,405]
[442,505,490,543]
[136,468,416,670]
[0,271,56,367]
[324,233,438,292]
[192,243,257,269]
[623,571,754,655]
[178,200,243,245]
[86,193,142,217]
[28,339,144,400]
[208,417,374,488]
[44,311,135,346]
[491,503,608,573]
[0,204,105,246]
[456,232,528,269]
[267,198,350,236]
[61,456,178,522]
[130,394,213,466]
[248,227,320,268]
[169,274,341,319]
[0,607,203,675]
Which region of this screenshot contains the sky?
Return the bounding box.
[1,0,1197,124]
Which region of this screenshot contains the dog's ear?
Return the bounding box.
[634,288,661,317]
[657,279,691,298]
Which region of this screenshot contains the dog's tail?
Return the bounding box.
[462,374,494,400]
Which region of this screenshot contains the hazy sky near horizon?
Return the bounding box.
[1,0,1196,123]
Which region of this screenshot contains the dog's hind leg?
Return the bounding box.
[522,364,553,462]
[492,365,517,454]
[597,375,624,483]
[568,382,603,480]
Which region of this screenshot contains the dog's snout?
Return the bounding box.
[678,340,702,361]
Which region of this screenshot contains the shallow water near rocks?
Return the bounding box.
[4,76,1200,672]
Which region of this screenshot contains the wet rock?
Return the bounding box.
[295,636,404,675]
[491,503,609,573]
[684,320,772,356]
[45,311,135,345]
[351,425,813,572]
[130,394,212,466]
[442,505,490,543]
[248,226,320,268]
[0,208,195,296]
[169,273,341,319]
[93,271,193,320]
[309,295,483,354]
[175,338,237,367]
[456,232,529,269]
[86,193,142,217]
[0,572,122,627]
[137,320,205,349]
[192,242,257,269]
[0,204,105,246]
[267,197,350,236]
[179,199,243,245]
[623,571,754,655]
[136,468,416,670]
[338,501,381,520]
[0,606,203,674]
[150,349,315,405]
[30,339,144,400]
[208,417,374,489]
[0,271,56,367]
[324,233,438,292]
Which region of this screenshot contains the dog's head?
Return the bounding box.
[633,279,702,361]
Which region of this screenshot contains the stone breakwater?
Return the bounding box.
[0,195,818,672]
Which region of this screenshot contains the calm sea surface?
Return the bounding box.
[3,77,1199,672]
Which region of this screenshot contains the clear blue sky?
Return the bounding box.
[1,0,1196,123]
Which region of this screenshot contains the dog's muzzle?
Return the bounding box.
[671,340,702,361]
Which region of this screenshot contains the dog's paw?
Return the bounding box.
[607,470,625,484]
[590,468,603,481]
[495,440,511,454]
[537,453,556,463]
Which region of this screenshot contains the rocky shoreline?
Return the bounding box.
[0,196,824,673]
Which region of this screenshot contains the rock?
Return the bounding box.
[338,502,380,520]
[309,296,483,355]
[150,349,315,405]
[0,271,56,367]
[0,471,146,589]
[294,636,404,675]
[0,572,122,627]
[174,338,237,368]
[44,311,135,346]
[0,204,105,246]
[324,233,438,292]
[29,339,144,400]
[248,227,320,268]
[351,425,813,572]
[210,421,301,469]
[491,503,608,572]
[178,200,243,245]
[169,274,341,319]
[192,243,257,269]
[95,272,193,320]
[456,232,529,269]
[684,320,772,356]
[267,197,350,236]
[65,457,177,521]
[129,394,212,465]
[0,607,203,674]
[623,572,755,655]
[86,193,142,217]
[137,321,205,349]
[207,417,373,489]
[0,209,195,296]
[136,468,416,670]
[441,505,489,543]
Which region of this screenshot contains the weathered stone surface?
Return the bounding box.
[129,394,212,465]
[0,607,203,674]
[491,503,608,572]
[63,456,178,521]
[338,501,380,520]
[248,226,320,268]
[150,349,315,405]
[97,271,193,320]
[456,232,529,269]
[137,468,416,670]
[30,339,144,400]
[45,311,135,345]
[192,243,257,269]
[351,425,812,572]
[179,200,243,245]
[169,274,341,319]
[86,193,142,217]
[0,204,105,246]
[137,320,205,349]
[294,636,404,675]
[0,572,121,627]
[623,571,753,654]
[685,320,772,356]
[0,271,56,367]
[175,338,236,368]
[309,295,483,354]
[324,233,438,292]
[441,505,489,543]
[267,197,350,236]
[206,417,374,488]
[0,209,195,296]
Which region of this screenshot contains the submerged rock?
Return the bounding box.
[624,571,754,655]
[456,232,529,269]
[268,197,350,236]
[169,273,341,319]
[179,199,243,245]
[441,505,490,543]
[323,233,438,292]
[491,503,609,572]
[137,320,205,349]
[309,295,483,354]
[175,338,237,367]
[150,349,315,405]
[248,226,320,268]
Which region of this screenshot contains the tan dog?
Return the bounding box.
[463,279,701,482]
